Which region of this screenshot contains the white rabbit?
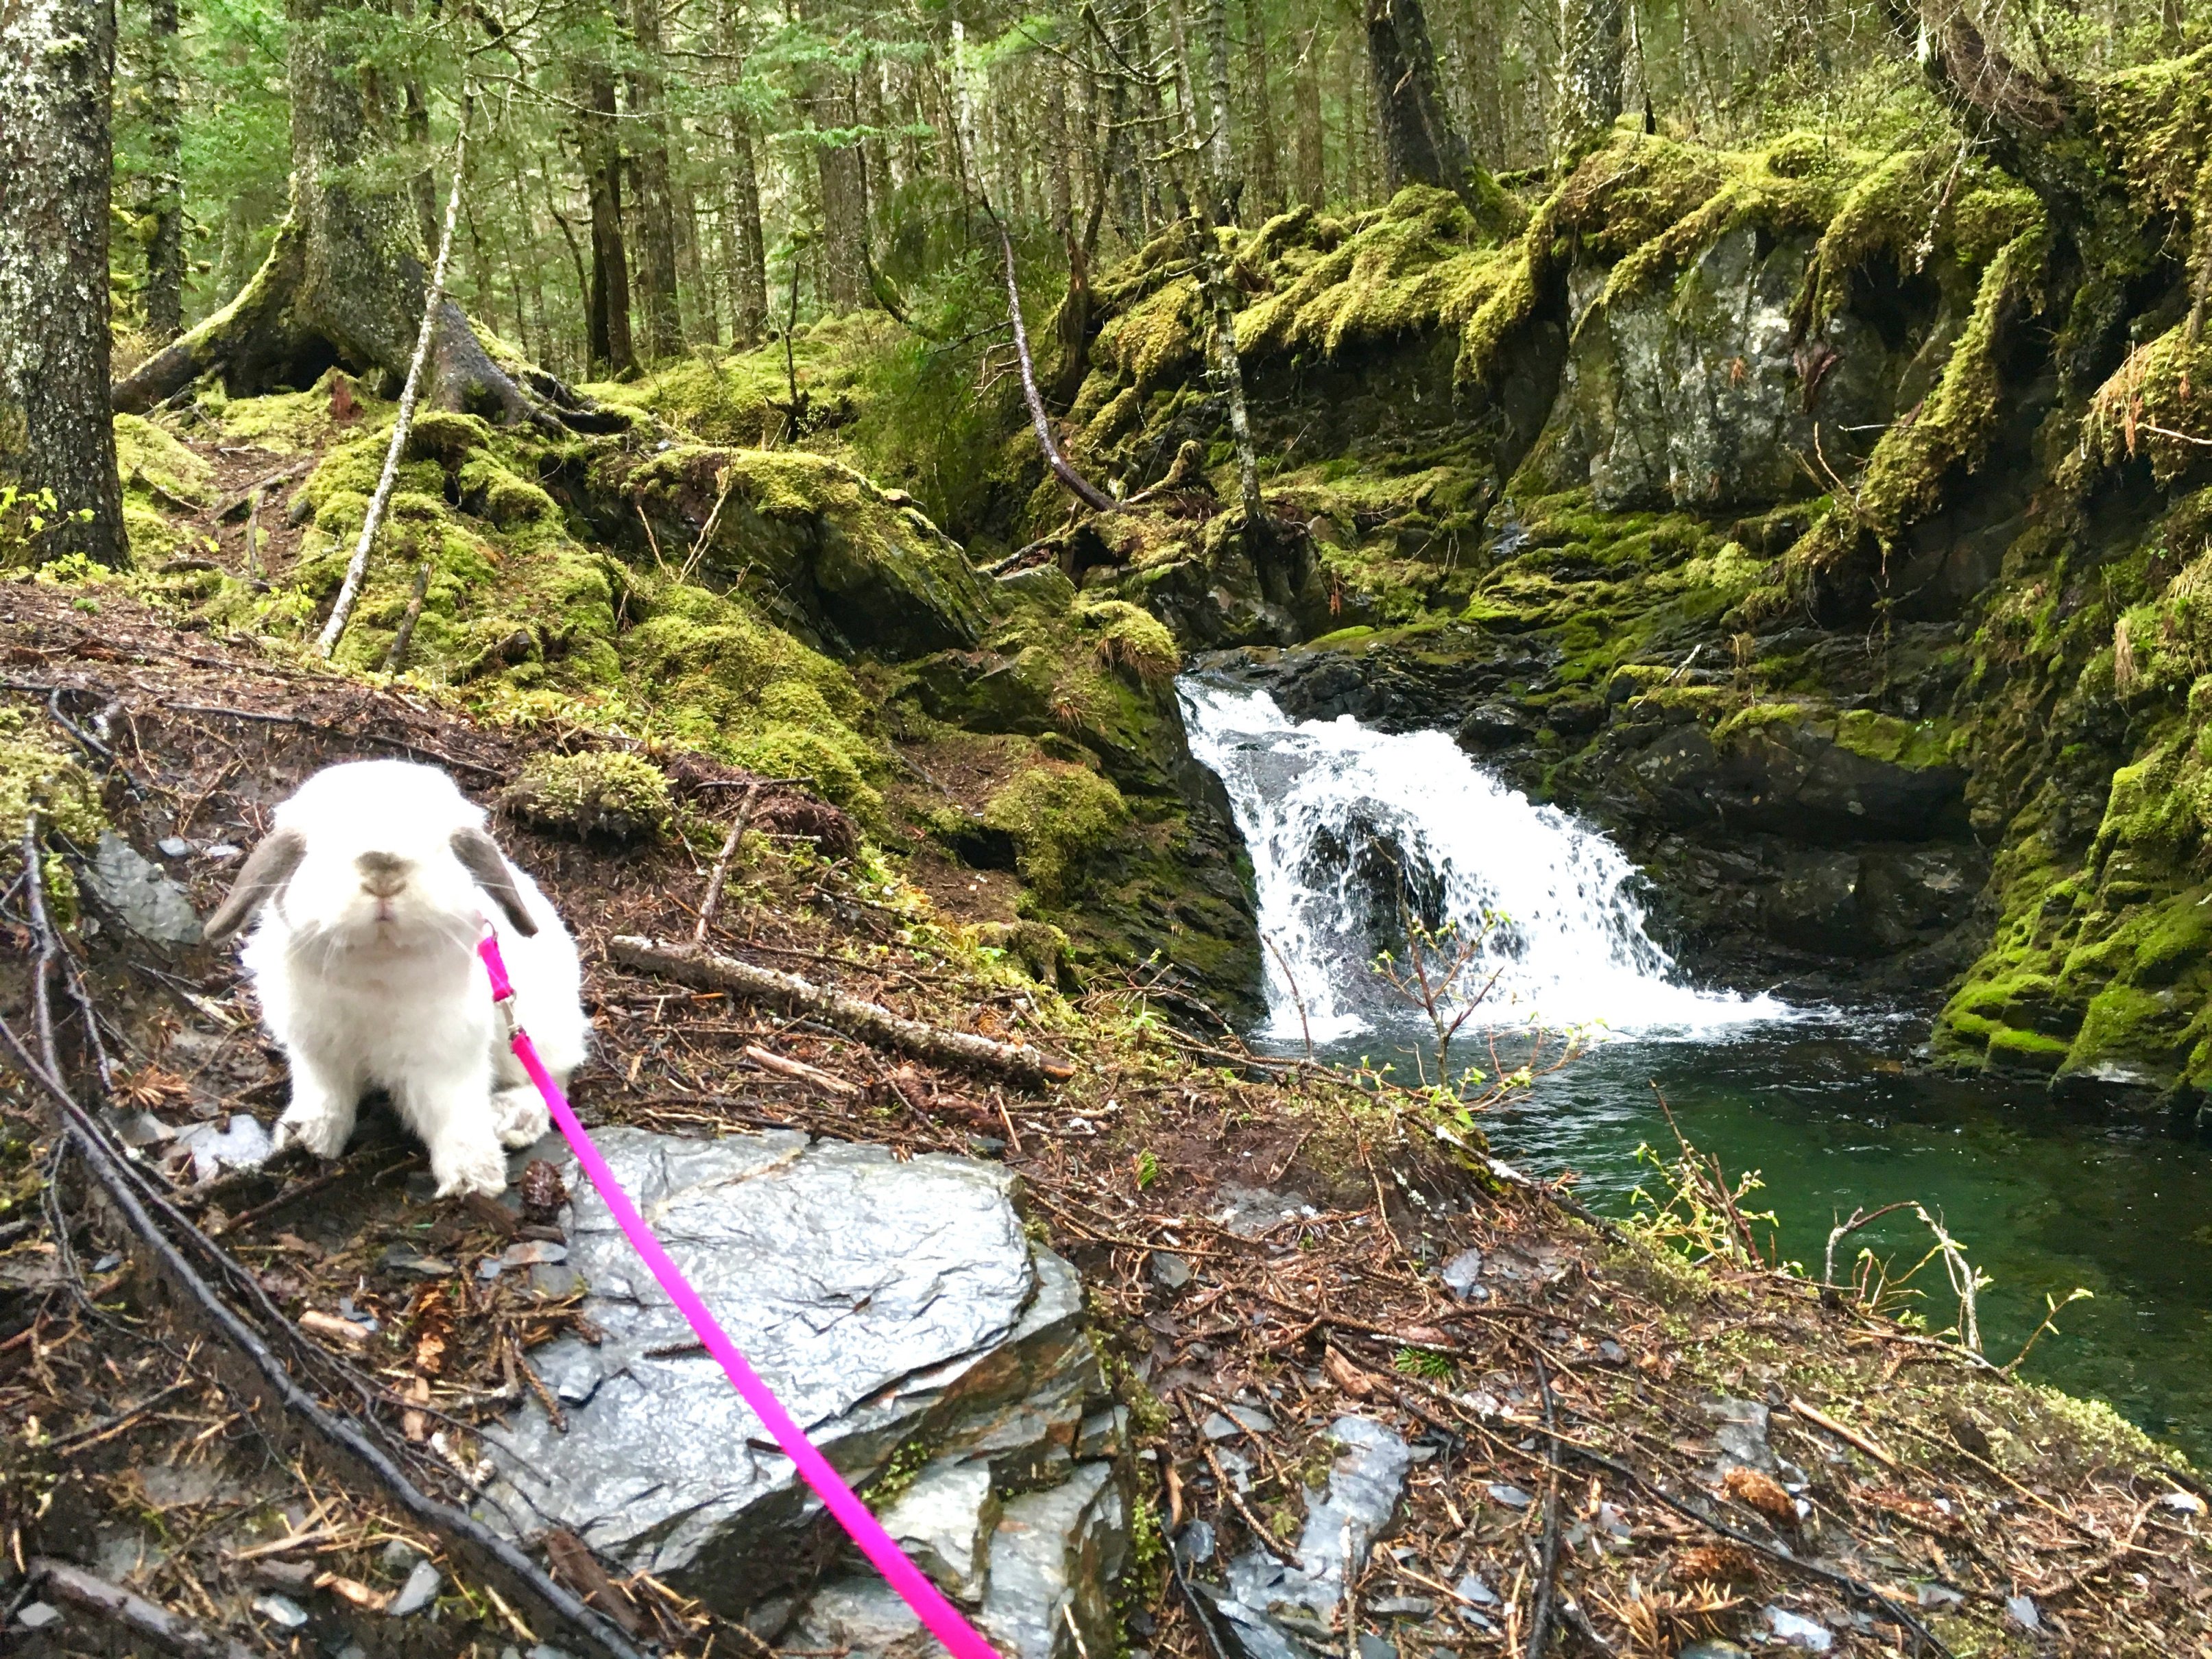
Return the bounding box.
[205,759,588,1198]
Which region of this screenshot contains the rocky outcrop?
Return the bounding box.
[483,1129,1129,1655]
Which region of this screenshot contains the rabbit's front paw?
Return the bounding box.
[430,1134,508,1199]
[274,1097,354,1160]
[493,1085,551,1149]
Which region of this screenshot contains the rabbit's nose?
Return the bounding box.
[357,852,410,898]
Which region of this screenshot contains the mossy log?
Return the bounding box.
[608,936,1074,1087]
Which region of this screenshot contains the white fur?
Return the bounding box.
[235,759,587,1197]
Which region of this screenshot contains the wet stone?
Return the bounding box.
[1440,1248,1484,1298]
[481,1128,1124,1631]
[387,1559,442,1617]
[1149,1250,1194,1291]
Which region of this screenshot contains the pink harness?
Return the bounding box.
[477,930,998,1659]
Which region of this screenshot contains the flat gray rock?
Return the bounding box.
[1218,1416,1411,1636]
[790,1461,1127,1659]
[877,1457,996,1604]
[85,831,202,944]
[483,1129,1106,1618]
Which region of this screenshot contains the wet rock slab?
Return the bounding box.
[482,1128,1126,1650]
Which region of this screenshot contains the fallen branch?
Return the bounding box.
[608,935,1074,1087]
[742,1042,863,1098]
[27,1559,258,1659]
[1524,1345,1562,1659]
[994,216,1119,514]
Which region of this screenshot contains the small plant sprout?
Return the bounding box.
[1133,1149,1160,1190]
[1367,887,1511,1087]
[1393,1346,1454,1383]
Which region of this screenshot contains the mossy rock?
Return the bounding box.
[113,414,214,509]
[983,764,1129,903]
[626,447,994,660]
[503,750,674,844]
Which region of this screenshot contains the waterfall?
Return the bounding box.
[1179,677,1790,1042]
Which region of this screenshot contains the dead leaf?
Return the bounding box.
[1323,1346,1375,1397]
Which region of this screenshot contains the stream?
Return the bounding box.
[1180,676,2212,1458]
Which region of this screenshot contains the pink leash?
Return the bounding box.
[477,931,1000,1659]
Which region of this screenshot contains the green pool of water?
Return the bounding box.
[1293,1018,2212,1460]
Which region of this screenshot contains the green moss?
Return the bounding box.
[1794,224,2047,576]
[503,750,673,843]
[616,577,882,815]
[112,414,213,508]
[0,708,107,849]
[1077,597,1179,685]
[983,763,1129,902]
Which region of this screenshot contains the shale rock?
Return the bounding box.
[483,1129,1127,1644]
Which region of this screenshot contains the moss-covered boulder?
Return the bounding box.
[623,447,994,660]
[503,750,674,844]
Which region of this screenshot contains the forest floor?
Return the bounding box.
[1,575,2209,1659]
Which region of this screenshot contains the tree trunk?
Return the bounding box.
[725,116,769,345]
[626,0,684,361]
[1242,0,1282,221]
[142,0,184,343]
[1,0,128,566]
[404,75,438,257]
[677,176,717,346]
[1552,0,1626,164]
[1046,60,1074,232]
[110,0,557,422]
[1201,0,1239,221]
[583,65,636,377]
[1292,26,1324,208]
[811,74,870,312]
[1365,0,1472,198]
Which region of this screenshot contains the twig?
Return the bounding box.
[27,1559,257,1659]
[692,784,758,945]
[1180,1396,1299,1564]
[381,559,435,673]
[1786,1396,1899,1470]
[1161,1477,1235,1659]
[1524,1345,1561,1659]
[608,935,1074,1086]
[991,214,1118,514]
[1822,1202,1917,1302]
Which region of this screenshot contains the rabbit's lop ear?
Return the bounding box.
[451,828,539,936]
[204,828,309,942]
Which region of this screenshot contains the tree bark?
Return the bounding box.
[110,0,555,422]
[1,0,128,567]
[626,0,684,361]
[142,0,184,343]
[725,115,769,344]
[1365,0,1472,198]
[1201,0,1239,221]
[1552,0,1626,164]
[582,64,636,376]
